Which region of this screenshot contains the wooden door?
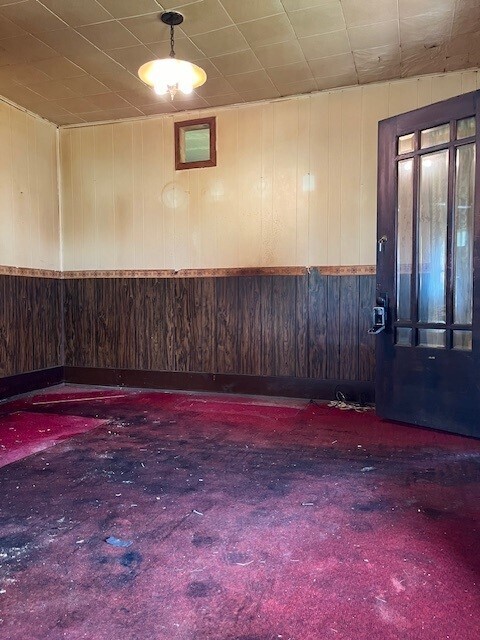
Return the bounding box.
[376,91,479,437]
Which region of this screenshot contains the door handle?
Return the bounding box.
[368,294,388,335]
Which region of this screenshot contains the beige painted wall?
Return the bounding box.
[60,68,480,271]
[0,101,60,270]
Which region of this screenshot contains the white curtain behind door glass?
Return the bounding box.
[454,143,475,326]
[418,150,449,324]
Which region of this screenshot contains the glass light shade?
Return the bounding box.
[138,58,206,99]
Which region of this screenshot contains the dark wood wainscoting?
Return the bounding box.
[64,271,376,388]
[0,275,63,378]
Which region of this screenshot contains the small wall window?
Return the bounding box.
[174,116,216,170]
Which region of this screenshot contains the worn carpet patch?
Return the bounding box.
[0,386,479,639]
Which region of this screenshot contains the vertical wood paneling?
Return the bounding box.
[95,278,117,368]
[295,275,309,378]
[116,278,138,369]
[60,69,477,273]
[358,275,376,382]
[238,276,262,375]
[272,276,298,376]
[308,93,329,265]
[308,270,328,379]
[238,105,263,266]
[261,102,275,266]
[0,275,62,377]
[0,103,14,266]
[142,118,166,269]
[431,73,463,103]
[192,278,216,373]
[94,126,115,270]
[272,99,299,265]
[11,110,31,269]
[215,277,239,373]
[339,276,360,380]
[173,278,217,372]
[173,278,191,372]
[214,108,238,268]
[340,88,362,265]
[359,84,389,266]
[113,123,135,270]
[326,276,341,379]
[140,279,171,370]
[63,273,376,382]
[326,91,343,266]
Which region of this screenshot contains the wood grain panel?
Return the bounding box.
[339,276,360,381]
[95,278,117,368]
[116,278,138,370]
[0,275,62,378]
[63,273,376,385]
[271,276,298,377]
[215,277,239,374]
[358,275,376,382]
[140,279,175,371]
[295,275,309,378]
[172,278,216,373]
[238,276,262,375]
[308,270,328,379]
[326,276,341,380]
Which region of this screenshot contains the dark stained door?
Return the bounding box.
[376,90,479,437]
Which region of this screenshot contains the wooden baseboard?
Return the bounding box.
[64,367,374,403]
[0,366,375,404]
[0,366,64,401]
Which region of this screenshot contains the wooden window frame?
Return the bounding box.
[174,116,216,170]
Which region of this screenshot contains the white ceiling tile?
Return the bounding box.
[221,0,284,23]
[288,3,345,38]
[348,20,399,51]
[342,0,398,27]
[299,30,350,60]
[308,52,355,77]
[191,26,249,57]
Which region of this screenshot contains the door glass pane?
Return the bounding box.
[418,329,446,348]
[457,117,476,140]
[453,330,472,350]
[396,159,414,320]
[395,327,412,346]
[398,133,414,154]
[420,123,450,148]
[453,143,475,325]
[418,151,448,323]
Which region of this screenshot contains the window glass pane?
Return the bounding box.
[398,133,414,154]
[396,159,414,320]
[395,327,412,346]
[453,143,475,325]
[418,329,446,349]
[453,330,472,351]
[182,126,210,162]
[418,151,448,323]
[457,117,476,140]
[420,123,450,148]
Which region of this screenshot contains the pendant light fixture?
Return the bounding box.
[138,11,207,100]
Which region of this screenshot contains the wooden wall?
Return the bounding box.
[64,272,376,383]
[0,275,63,378]
[60,69,480,272]
[0,102,60,271]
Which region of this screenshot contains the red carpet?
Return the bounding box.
[0,411,107,468]
[0,386,479,639]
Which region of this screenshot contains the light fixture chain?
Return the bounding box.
[170,24,175,58]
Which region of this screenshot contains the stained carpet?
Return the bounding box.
[0,386,479,640]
